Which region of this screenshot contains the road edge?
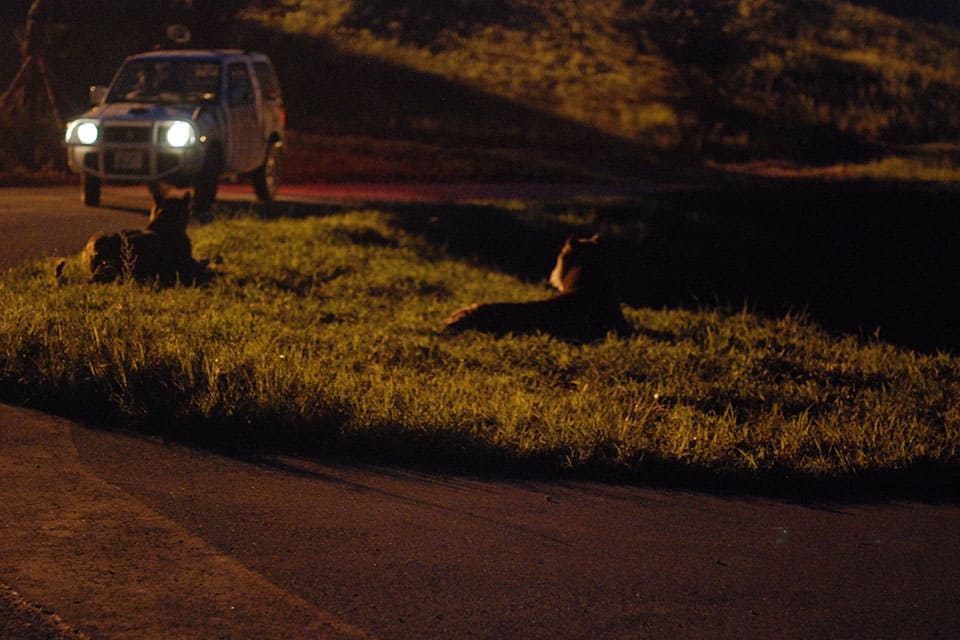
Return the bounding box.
[0,403,374,640]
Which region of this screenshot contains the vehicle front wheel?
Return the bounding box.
[193,147,222,213]
[253,141,282,202]
[82,174,101,207]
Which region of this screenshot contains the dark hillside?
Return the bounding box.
[849,0,960,23]
[233,25,655,167]
[257,0,960,169]
[2,0,960,178]
[611,0,959,161]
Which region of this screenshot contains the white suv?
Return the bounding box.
[65,49,285,211]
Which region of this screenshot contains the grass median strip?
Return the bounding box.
[1,205,957,494]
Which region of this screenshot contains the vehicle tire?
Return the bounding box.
[82,174,101,207]
[147,181,170,205]
[253,140,282,202]
[193,146,222,213]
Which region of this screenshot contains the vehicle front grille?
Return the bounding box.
[103,150,147,175]
[102,126,152,144]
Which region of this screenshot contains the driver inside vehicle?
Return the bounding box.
[125,66,157,100]
[157,63,182,94]
[123,63,182,100]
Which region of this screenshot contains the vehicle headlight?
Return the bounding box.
[165,121,195,147]
[75,122,99,145]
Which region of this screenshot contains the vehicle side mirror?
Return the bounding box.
[89,85,108,105]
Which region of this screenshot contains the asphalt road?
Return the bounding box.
[2,184,959,639]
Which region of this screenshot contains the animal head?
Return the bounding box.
[549,234,605,292]
[145,193,191,235]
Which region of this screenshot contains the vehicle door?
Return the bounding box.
[253,60,284,142]
[225,61,260,172]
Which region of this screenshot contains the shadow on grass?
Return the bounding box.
[56,182,960,502]
[5,313,956,504]
[209,177,960,355]
[379,180,960,354]
[324,428,960,505]
[201,198,350,222]
[65,411,960,505]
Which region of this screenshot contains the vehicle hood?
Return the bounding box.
[84,102,197,121]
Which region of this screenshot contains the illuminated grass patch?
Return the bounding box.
[1,206,957,493]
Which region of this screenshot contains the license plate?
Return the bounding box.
[114,150,145,171]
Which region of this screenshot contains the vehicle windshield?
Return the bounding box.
[107,58,221,104]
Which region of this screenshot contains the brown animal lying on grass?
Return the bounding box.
[444,235,632,341]
[80,194,201,284]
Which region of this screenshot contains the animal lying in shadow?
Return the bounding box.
[81,194,201,284]
[444,235,633,341]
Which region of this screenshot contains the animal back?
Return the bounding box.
[444,293,622,340]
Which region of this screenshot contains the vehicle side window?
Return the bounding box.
[227,62,254,106]
[253,61,280,100]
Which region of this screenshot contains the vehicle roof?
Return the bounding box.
[127,49,271,62]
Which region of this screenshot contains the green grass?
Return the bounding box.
[708,152,960,181]
[2,201,957,496]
